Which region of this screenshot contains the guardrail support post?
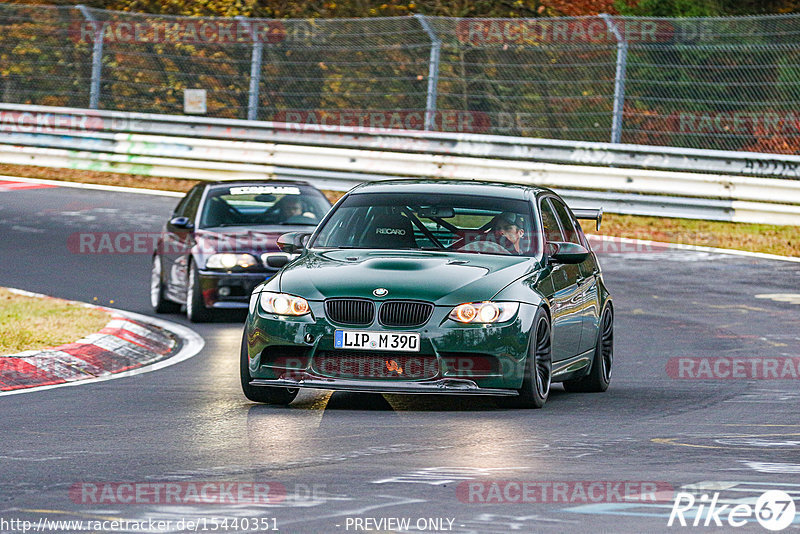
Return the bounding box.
[415,14,441,131]
[601,14,628,144]
[77,5,103,109]
[238,17,263,121]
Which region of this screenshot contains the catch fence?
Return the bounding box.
[2,6,800,153]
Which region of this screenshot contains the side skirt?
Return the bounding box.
[551,349,594,383]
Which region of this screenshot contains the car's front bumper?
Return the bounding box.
[198,270,275,309]
[244,301,537,392]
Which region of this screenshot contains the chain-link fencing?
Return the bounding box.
[1,5,800,154]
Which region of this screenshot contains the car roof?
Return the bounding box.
[349,179,554,199]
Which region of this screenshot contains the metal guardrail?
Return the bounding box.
[1,103,800,225]
[3,103,800,180]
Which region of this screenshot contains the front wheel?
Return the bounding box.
[240,330,299,405]
[186,261,213,323]
[563,304,613,393]
[499,308,551,409]
[151,255,180,314]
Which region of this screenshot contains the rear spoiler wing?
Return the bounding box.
[572,208,603,231]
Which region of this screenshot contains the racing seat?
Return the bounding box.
[361,212,416,249]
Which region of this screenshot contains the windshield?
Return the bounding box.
[199,185,331,229]
[311,192,542,257]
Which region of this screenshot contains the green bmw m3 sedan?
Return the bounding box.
[241,180,613,408]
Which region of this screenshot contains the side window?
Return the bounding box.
[573,219,590,249]
[182,186,204,221]
[550,198,582,245]
[539,198,564,243]
[172,191,192,217]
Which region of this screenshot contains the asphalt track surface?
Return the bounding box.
[1,184,800,534]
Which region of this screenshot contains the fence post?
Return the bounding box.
[238,16,264,121]
[414,14,441,131]
[77,5,103,109]
[601,14,628,144]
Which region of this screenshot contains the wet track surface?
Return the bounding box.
[1,185,800,533]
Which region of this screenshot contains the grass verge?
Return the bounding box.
[0,288,112,356]
[590,213,799,258]
[1,163,797,257]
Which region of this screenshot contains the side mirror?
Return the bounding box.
[549,242,589,264]
[277,232,311,254]
[168,216,194,232]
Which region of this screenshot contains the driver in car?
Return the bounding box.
[278,198,303,220]
[491,212,525,254]
[266,196,308,223]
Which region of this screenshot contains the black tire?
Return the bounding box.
[150,255,180,314]
[563,304,613,393]
[240,330,299,405]
[499,308,551,409]
[186,260,213,323]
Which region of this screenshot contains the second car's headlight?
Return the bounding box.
[449,301,519,324]
[206,253,258,270]
[259,292,310,316]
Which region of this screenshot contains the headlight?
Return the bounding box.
[259,292,310,316]
[449,301,519,324]
[206,253,258,270]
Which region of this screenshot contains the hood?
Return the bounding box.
[278,249,538,305]
[192,226,311,258]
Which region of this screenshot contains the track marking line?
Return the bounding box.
[2,174,800,262]
[0,174,183,197]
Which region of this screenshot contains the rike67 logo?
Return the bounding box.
[668,490,796,531]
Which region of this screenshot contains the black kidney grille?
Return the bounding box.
[325,298,374,325]
[379,300,434,327]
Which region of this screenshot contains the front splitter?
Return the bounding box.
[249,377,518,396]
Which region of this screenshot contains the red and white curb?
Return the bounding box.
[0,288,204,395]
[0,178,57,192]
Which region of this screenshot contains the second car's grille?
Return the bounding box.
[379,301,434,327]
[325,298,374,325]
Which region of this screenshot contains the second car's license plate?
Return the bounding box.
[334,330,420,352]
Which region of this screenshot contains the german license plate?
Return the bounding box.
[334,330,420,352]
